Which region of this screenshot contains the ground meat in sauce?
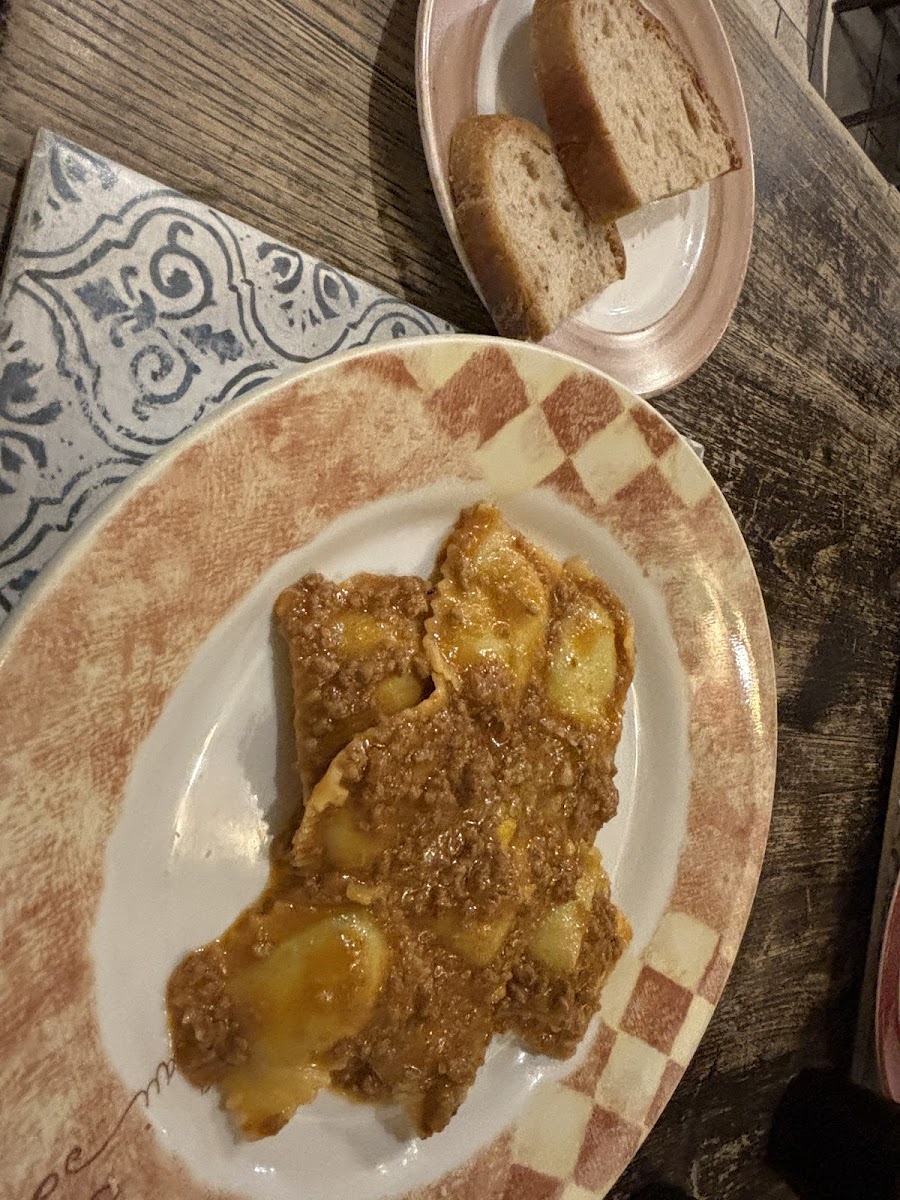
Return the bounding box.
[167,943,247,1083]
[274,573,431,794]
[167,505,634,1140]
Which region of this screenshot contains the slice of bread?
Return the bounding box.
[532,0,742,222]
[449,114,625,341]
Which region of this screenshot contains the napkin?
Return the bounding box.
[0,130,454,619]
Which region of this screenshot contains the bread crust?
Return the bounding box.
[449,114,625,341]
[532,0,742,223]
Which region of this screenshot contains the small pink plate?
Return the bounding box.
[415,0,755,396]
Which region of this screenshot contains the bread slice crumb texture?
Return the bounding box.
[450,114,625,341]
[533,0,742,221]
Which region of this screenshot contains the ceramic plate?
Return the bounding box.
[0,336,775,1200]
[415,0,755,396]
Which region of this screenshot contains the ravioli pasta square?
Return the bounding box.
[166,504,634,1140]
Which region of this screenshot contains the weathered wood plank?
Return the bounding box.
[0,0,493,325]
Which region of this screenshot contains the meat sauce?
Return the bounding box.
[166,505,634,1140]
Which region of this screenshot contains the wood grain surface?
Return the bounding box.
[2,0,900,1196]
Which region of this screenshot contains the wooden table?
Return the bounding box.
[2,0,900,1194]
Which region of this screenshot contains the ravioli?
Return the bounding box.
[166,504,634,1141]
[273,573,431,796]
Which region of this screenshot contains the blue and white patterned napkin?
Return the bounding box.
[0,130,455,617]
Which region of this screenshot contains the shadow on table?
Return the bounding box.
[366,0,492,332]
[0,158,26,271]
[768,1067,900,1200]
[626,1184,693,1199]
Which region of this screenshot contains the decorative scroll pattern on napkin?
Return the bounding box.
[0,130,454,616]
